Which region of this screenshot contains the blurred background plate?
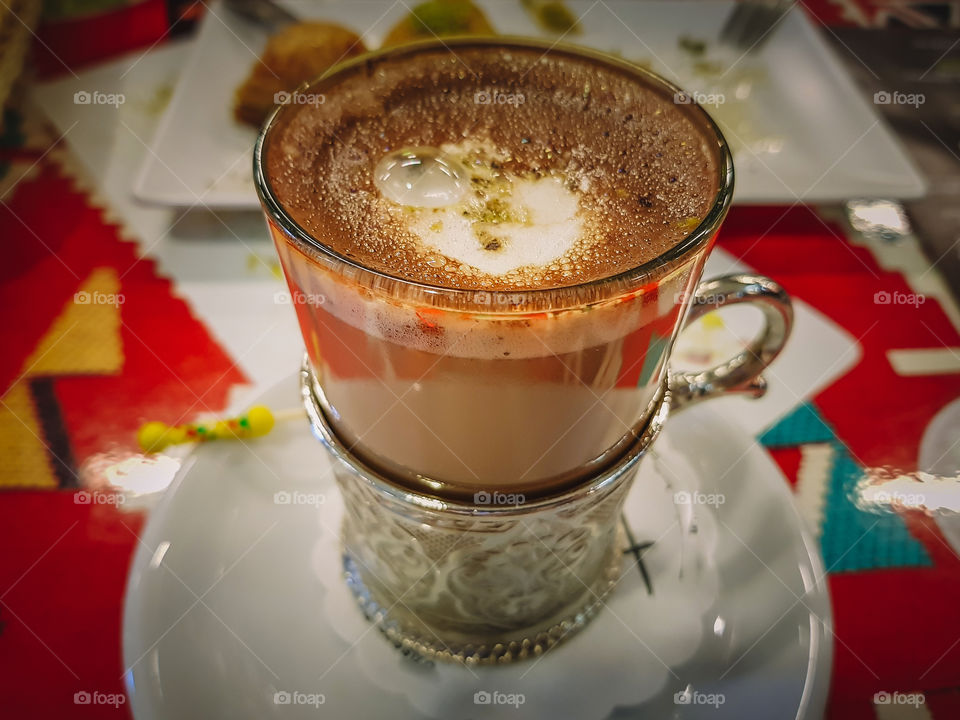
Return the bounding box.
[132,0,926,208]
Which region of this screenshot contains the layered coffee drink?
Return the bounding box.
[262,42,724,500]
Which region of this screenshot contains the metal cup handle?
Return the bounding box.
[669,274,793,412]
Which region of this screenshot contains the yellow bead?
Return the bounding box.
[245,405,275,437]
[138,422,170,453]
[702,313,725,330]
[212,420,231,440]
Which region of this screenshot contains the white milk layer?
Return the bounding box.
[410,176,582,276]
[373,141,590,280]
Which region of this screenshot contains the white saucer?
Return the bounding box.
[122,374,832,719]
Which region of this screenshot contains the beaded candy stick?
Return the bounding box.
[137,406,303,453]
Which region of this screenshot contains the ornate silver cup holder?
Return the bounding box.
[301,359,671,665]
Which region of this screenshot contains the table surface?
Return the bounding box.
[3,2,960,719]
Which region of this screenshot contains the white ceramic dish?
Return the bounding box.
[133,0,925,208]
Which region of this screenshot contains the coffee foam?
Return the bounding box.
[265,44,720,292]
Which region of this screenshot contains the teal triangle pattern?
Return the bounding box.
[759,402,931,573]
[759,402,835,447]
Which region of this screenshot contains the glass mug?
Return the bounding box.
[256,38,793,662]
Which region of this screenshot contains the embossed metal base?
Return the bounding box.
[301,357,670,666]
[341,524,628,666]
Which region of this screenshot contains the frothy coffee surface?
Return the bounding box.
[266,44,720,291]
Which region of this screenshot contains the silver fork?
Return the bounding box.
[719,0,792,52]
[222,0,298,30]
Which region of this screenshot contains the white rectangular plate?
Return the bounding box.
[133,0,926,208]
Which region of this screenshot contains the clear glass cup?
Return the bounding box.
[257,38,794,662]
[256,38,786,501]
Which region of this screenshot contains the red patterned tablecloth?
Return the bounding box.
[2,1,959,718]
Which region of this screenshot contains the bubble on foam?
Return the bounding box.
[374,147,467,209]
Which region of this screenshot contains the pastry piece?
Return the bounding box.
[381,0,494,48]
[520,0,580,34]
[234,21,367,127]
